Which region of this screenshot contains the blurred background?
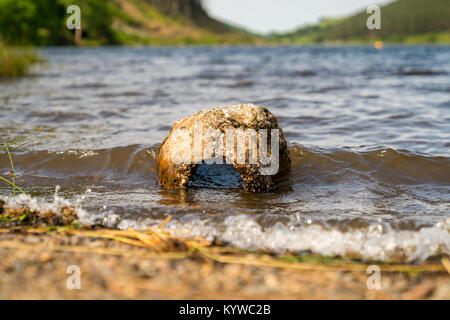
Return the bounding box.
[0,0,449,48]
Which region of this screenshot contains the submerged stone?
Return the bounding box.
[157,104,290,192]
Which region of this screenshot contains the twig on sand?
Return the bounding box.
[0,240,189,260]
[442,257,450,275]
[1,127,51,196]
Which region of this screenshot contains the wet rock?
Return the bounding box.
[157,104,290,192]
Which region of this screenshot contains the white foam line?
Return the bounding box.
[2,194,448,262]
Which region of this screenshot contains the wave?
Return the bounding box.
[290,145,450,185]
[0,145,159,187]
[1,144,449,187]
[162,214,450,262]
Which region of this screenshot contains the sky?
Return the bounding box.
[204,0,391,34]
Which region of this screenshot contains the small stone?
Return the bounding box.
[157,104,290,192]
[39,252,53,263]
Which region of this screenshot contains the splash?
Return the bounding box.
[162,214,450,262]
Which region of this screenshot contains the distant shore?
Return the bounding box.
[267,32,450,46]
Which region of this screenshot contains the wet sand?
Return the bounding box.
[0,229,448,300]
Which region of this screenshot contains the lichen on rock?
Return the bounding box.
[157,104,290,192]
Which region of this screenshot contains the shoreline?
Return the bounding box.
[0,220,448,299]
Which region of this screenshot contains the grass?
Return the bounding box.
[0,127,51,195]
[0,44,41,77]
[108,0,255,46]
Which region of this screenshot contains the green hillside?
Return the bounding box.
[0,0,255,45]
[273,0,450,44]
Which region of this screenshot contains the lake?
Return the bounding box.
[1,45,449,261]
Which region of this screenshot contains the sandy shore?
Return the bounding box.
[0,228,449,300]
[0,199,448,299]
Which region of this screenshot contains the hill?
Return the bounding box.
[0,0,255,45]
[273,0,450,44]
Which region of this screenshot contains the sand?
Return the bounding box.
[0,228,448,300]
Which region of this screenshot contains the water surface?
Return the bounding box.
[1,46,449,261]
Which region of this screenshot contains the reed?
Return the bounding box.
[0,128,50,195]
[0,44,41,77]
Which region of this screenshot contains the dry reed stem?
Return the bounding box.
[192,244,446,273]
[441,257,450,275]
[0,240,189,259]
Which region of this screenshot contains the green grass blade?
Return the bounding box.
[0,134,53,158]
[0,128,40,152]
[3,144,15,195]
[0,176,27,195]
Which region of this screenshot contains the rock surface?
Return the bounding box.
[157,104,290,192]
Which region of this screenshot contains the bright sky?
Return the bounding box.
[204,0,391,34]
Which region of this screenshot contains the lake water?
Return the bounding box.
[1,45,449,261]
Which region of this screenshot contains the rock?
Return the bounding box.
[157,104,290,192]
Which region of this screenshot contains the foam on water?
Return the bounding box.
[4,187,57,211]
[1,187,89,220]
[1,193,449,261]
[162,215,450,262]
[83,209,450,261]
